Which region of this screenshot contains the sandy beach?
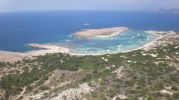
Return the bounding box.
[74,27,128,38]
[0,44,70,62]
[26,43,70,56]
[0,51,28,62]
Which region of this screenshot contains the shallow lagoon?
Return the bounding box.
[60,29,157,55]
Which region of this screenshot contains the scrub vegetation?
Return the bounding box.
[0,43,179,100]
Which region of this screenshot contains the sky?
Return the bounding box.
[0,0,179,12]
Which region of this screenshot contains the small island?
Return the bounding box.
[74,27,128,38]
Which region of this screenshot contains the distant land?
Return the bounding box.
[159,8,179,13]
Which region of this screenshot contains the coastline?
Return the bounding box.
[142,30,176,50]
[0,30,177,62]
[0,44,70,62]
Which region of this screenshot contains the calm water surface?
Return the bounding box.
[0,11,178,54]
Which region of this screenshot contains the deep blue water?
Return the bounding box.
[0,11,179,53]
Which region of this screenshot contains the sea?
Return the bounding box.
[0,11,179,54]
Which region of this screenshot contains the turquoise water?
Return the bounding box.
[60,29,157,55]
[0,11,179,54]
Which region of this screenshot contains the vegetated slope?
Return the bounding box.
[0,37,179,100]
